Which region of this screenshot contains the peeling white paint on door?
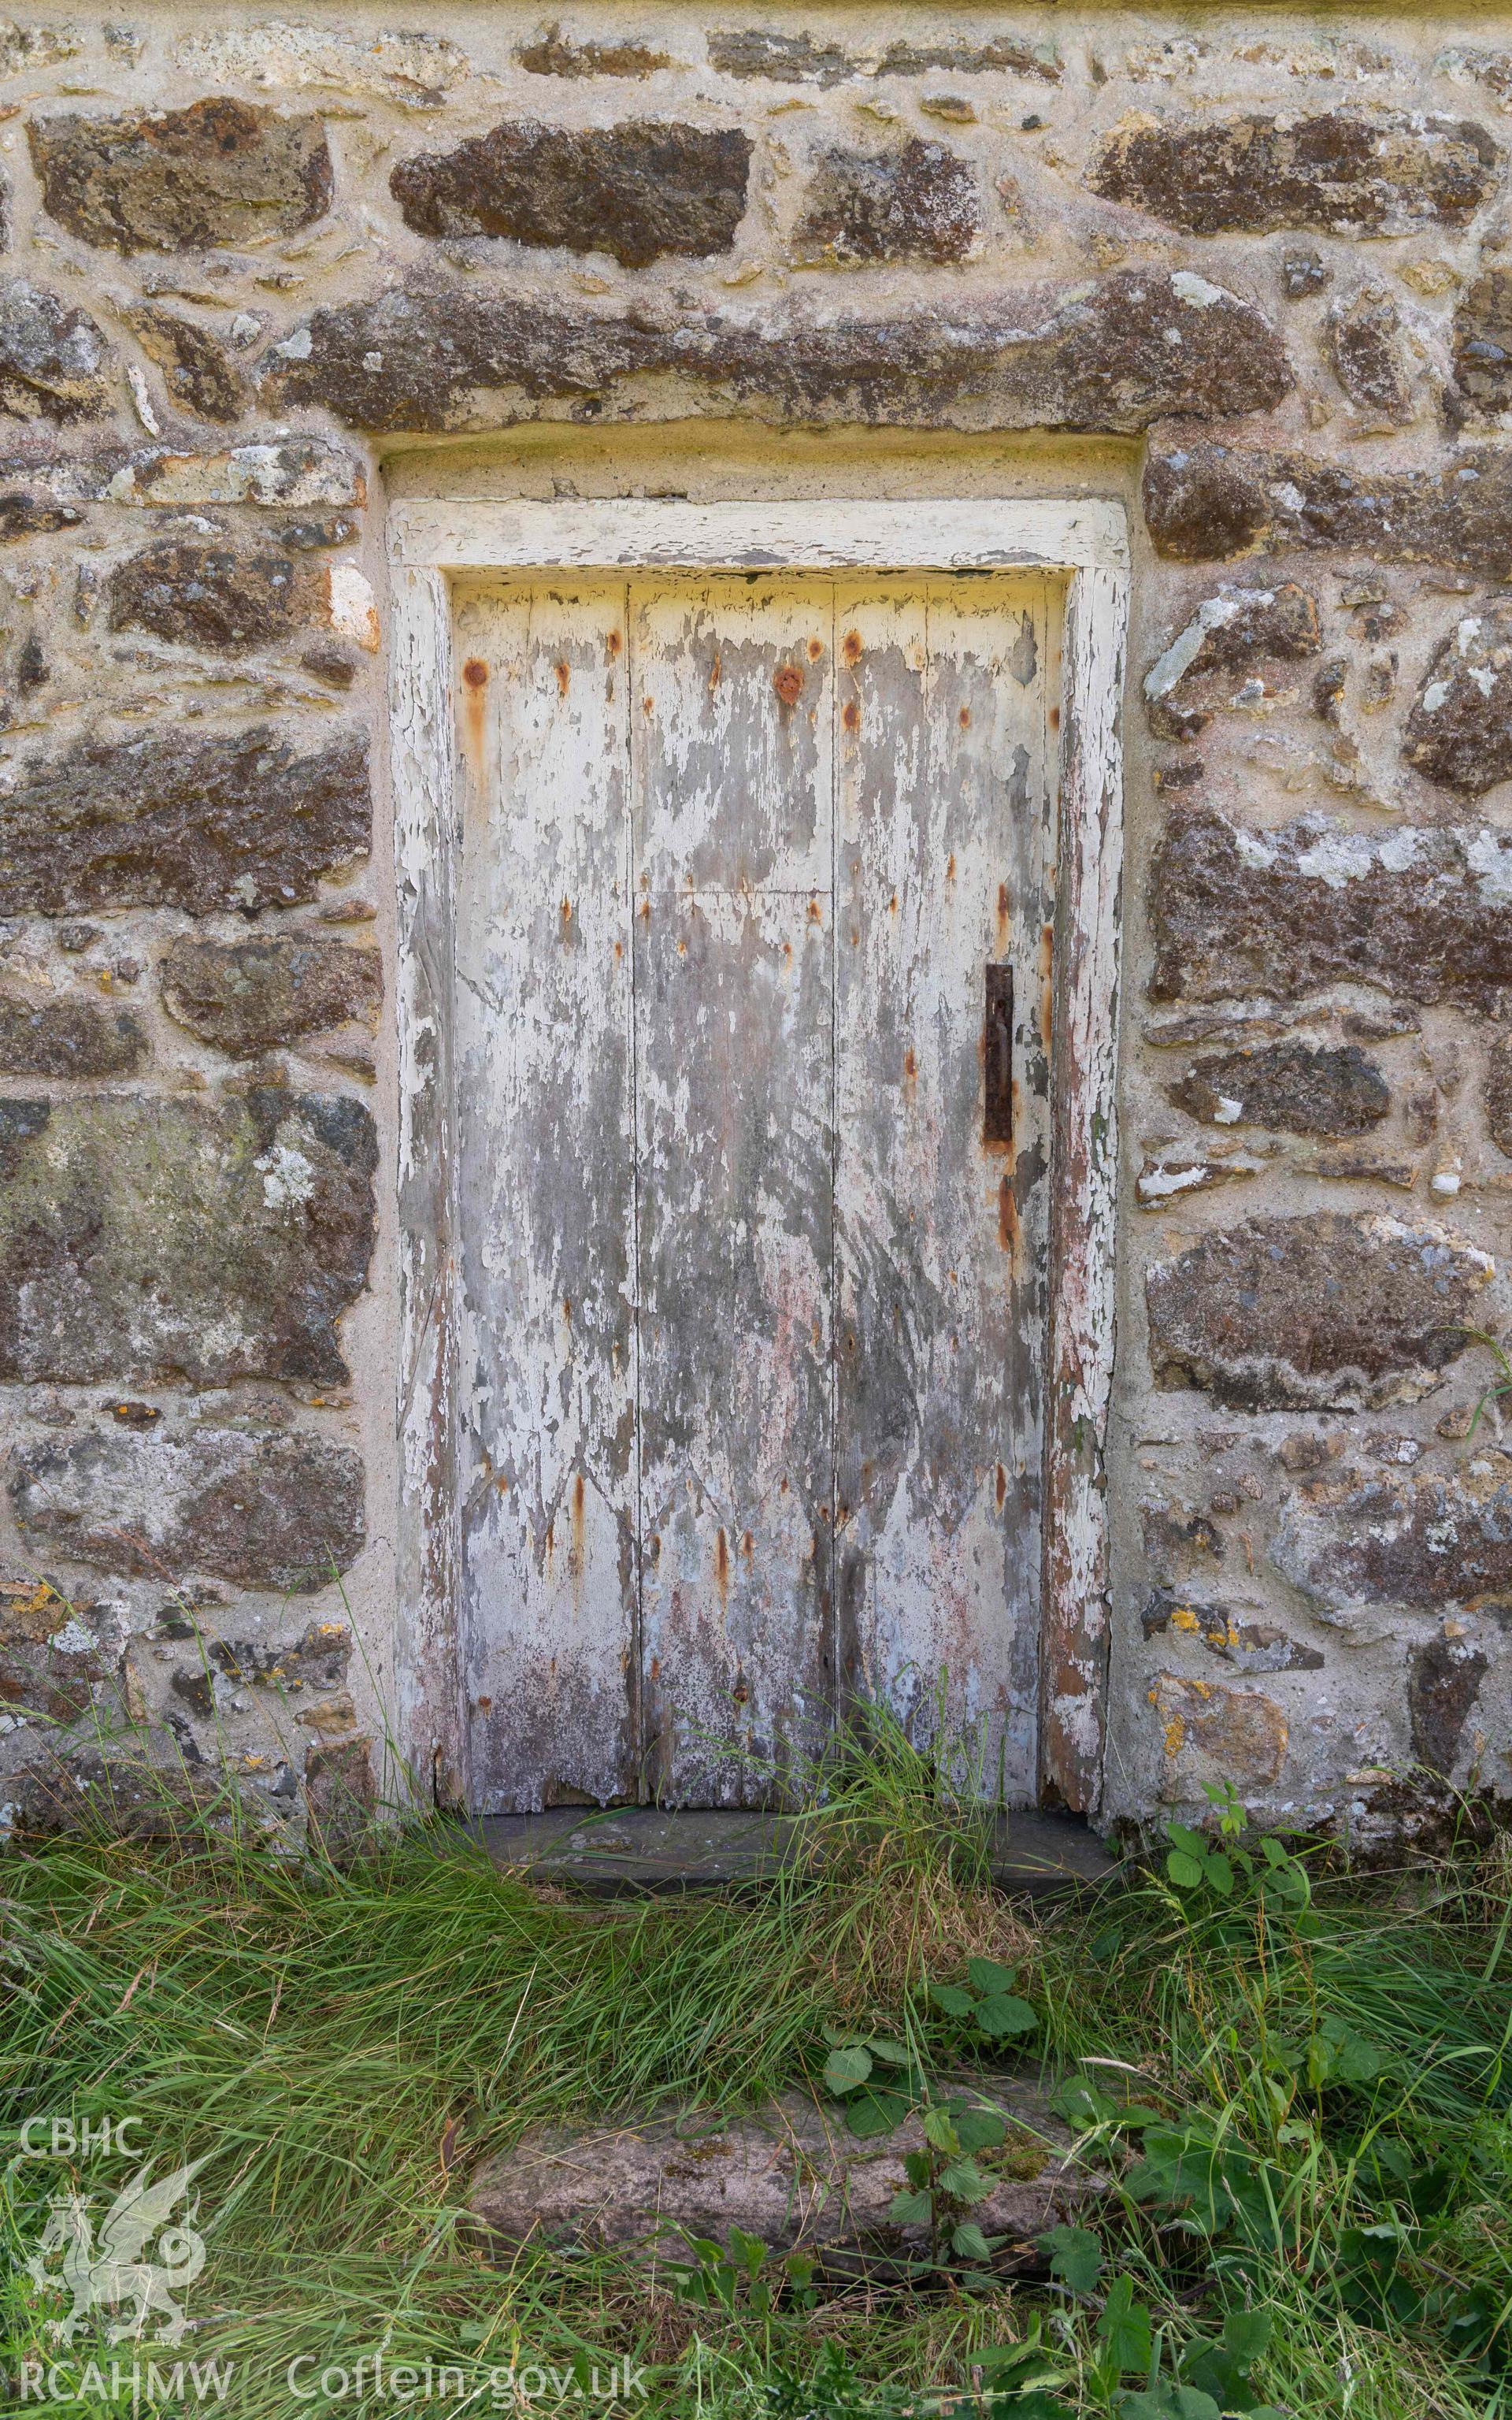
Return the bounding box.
[454,571,1057,1810]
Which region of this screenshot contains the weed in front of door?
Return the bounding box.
[1,1717,1509,2419]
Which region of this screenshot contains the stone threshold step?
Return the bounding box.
[469,2073,1102,2271]
[471,1805,1117,1899]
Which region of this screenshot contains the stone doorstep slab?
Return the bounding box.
[471,1806,1118,1899]
[469,2078,1102,2272]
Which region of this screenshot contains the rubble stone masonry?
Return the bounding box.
[2,4,1511,1846]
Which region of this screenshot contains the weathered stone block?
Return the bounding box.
[28,98,332,255]
[10,1423,366,1588]
[260,269,1289,434]
[1281,247,1329,297]
[1141,1589,1323,1675]
[109,436,364,510]
[1141,1503,1224,1570]
[0,278,111,421]
[792,139,978,265]
[1403,609,1512,793]
[1143,582,1319,740]
[107,540,325,651]
[209,1618,351,1691]
[0,20,81,74]
[2,1742,215,1839]
[305,1733,376,1856]
[1274,1473,1512,1613]
[126,304,246,424]
[1151,808,1512,1008]
[706,28,853,84]
[0,1089,376,1386]
[0,726,369,915]
[1326,282,1413,420]
[873,36,1060,78]
[1408,1635,1488,1772]
[160,933,382,1057]
[469,2083,1090,2260]
[0,494,83,539]
[175,23,471,108]
[390,121,752,267]
[0,993,146,1078]
[1451,265,1512,415]
[1150,1672,1288,1796]
[1143,441,1512,577]
[0,1641,105,1723]
[1169,1041,1389,1136]
[1088,110,1500,236]
[1145,1212,1491,1409]
[517,27,673,77]
[1485,1030,1512,1157]
[105,539,265,646]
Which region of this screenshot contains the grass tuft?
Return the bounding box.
[1,1720,1508,2417]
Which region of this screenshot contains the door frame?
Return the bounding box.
[387,496,1130,1817]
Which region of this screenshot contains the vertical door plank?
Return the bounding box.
[454,582,638,1811]
[834,578,1051,1799]
[633,578,835,1804]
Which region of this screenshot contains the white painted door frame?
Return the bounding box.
[387,497,1129,1816]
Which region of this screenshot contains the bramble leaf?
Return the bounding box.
[841,2085,909,2139]
[967,1957,1021,1997]
[824,2043,873,2095]
[1038,2223,1103,2296]
[930,1982,976,2020]
[977,1991,1038,2039]
[951,2219,994,2262]
[1097,2275,1154,2376]
[954,2108,1007,2154]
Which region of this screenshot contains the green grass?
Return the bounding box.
[2,1724,1509,2418]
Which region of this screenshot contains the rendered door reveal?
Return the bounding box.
[454,574,1058,1812]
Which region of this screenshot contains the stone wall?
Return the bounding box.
[2,5,1511,1845]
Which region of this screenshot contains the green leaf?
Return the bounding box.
[923,2106,962,2153]
[864,2036,914,2066]
[1096,2276,1154,2377]
[954,2108,1007,2154]
[976,2344,1069,2391]
[728,2225,767,2277]
[976,1991,1038,2039]
[1204,1852,1235,1899]
[888,2186,932,2229]
[1166,1849,1206,1891]
[966,1956,1021,1997]
[1117,2391,1220,2420]
[1182,2307,1271,2408]
[951,2219,994,2262]
[1051,2075,1117,2125]
[1306,2014,1385,2089]
[1166,1821,1208,1858]
[930,1981,976,2020]
[841,2085,909,2139]
[1038,2223,1103,2296]
[824,2042,873,2095]
[903,2148,932,2189]
[939,2155,990,2203]
[1090,1922,1124,1962]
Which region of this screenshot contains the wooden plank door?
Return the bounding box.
[453,570,1054,1812]
[834,581,1052,1803]
[453,584,639,1811]
[632,581,835,1803]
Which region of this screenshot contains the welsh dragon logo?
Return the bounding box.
[24,2158,209,2345]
